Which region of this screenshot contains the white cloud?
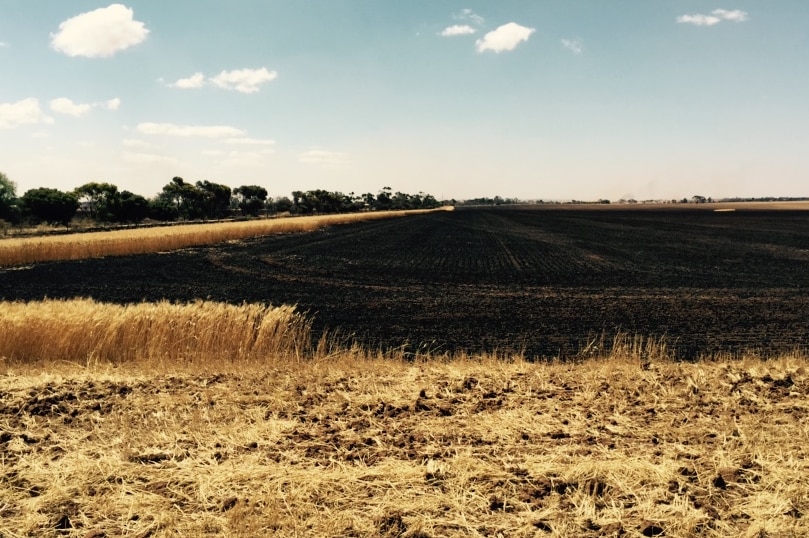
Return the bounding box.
[677,9,749,26]
[49,97,121,116]
[209,68,278,94]
[713,9,749,22]
[51,4,149,58]
[170,72,205,89]
[561,38,583,55]
[164,68,278,93]
[476,22,535,53]
[455,8,485,26]
[677,14,721,26]
[440,25,477,37]
[0,41,7,48]
[50,97,93,117]
[298,149,352,168]
[136,122,246,138]
[0,98,54,128]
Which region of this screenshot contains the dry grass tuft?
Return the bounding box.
[0,208,452,267]
[1,299,808,536]
[0,299,312,368]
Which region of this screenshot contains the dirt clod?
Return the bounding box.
[54,514,72,530]
[533,520,552,532]
[377,512,408,537]
[641,522,665,536]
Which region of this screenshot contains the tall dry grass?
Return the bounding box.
[0,208,452,267]
[0,298,313,367]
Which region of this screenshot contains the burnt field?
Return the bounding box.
[2,206,808,358]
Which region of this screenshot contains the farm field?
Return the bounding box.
[2,354,809,537]
[2,205,808,358]
[3,205,809,537]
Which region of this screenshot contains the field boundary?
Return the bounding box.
[0,207,453,267]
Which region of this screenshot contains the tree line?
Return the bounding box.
[0,172,442,229]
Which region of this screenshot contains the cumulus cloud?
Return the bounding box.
[677,9,749,26]
[170,72,205,89]
[440,25,477,37]
[136,122,246,138]
[0,98,54,128]
[561,38,583,55]
[677,14,721,26]
[164,68,277,93]
[49,98,93,117]
[476,22,535,53]
[713,9,750,22]
[49,97,121,116]
[209,68,278,94]
[298,149,352,168]
[51,4,149,58]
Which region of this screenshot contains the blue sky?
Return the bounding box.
[1,2,807,201]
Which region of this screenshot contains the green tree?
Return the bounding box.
[291,191,310,214]
[148,196,180,221]
[234,185,268,217]
[375,187,393,210]
[112,191,149,224]
[362,192,376,209]
[291,189,352,214]
[422,194,439,208]
[21,188,79,227]
[0,171,20,223]
[158,177,200,220]
[391,191,411,210]
[272,196,293,214]
[196,180,232,219]
[73,182,119,221]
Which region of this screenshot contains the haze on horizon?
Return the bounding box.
[1,1,807,202]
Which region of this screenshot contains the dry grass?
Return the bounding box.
[0,299,313,367]
[2,300,809,537]
[0,208,451,267]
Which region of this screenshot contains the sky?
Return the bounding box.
[1,1,807,202]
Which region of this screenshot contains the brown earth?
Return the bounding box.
[2,206,808,359]
[2,356,809,537]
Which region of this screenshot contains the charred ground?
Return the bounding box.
[2,206,808,358]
